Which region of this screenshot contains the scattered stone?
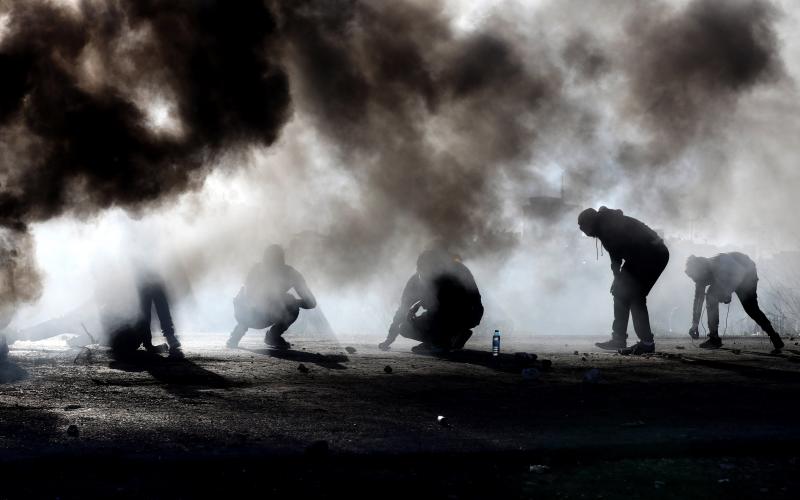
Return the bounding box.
[383,365,393,374]
[297,364,309,373]
[529,465,550,474]
[675,346,685,350]
[732,349,742,355]
[573,350,579,356]
[66,425,79,437]
[582,368,601,384]
[345,346,357,354]
[63,404,82,411]
[718,478,730,483]
[654,480,665,489]
[437,415,449,427]
[581,356,587,362]
[521,368,540,380]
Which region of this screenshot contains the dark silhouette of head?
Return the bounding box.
[416,248,453,282]
[685,255,710,281]
[263,244,286,268]
[578,208,599,237]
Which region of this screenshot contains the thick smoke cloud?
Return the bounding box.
[0,0,290,310]
[273,0,563,278]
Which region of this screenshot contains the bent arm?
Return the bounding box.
[291,270,316,309]
[385,276,418,345]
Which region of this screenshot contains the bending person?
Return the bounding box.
[226,245,316,349]
[578,207,669,355]
[685,253,784,352]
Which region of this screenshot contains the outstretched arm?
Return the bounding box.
[691,282,706,329]
[381,276,418,350]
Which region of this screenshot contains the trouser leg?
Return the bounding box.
[398,314,435,343]
[269,302,300,337]
[150,285,175,338]
[228,323,248,346]
[737,286,781,347]
[630,294,654,343]
[612,294,631,342]
[137,288,154,348]
[706,293,720,337]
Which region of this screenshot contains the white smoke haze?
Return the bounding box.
[5,0,800,342]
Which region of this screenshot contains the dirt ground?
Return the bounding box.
[1,333,799,498]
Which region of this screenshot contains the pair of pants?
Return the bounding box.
[706,272,777,339]
[230,294,300,344]
[611,245,669,343]
[137,282,176,344]
[397,311,473,349]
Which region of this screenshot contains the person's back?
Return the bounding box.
[431,261,483,327]
[593,207,663,260]
[707,252,756,295]
[244,262,303,310]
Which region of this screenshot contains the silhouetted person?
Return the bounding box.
[578,207,669,355]
[226,245,317,349]
[108,270,184,359]
[685,253,784,351]
[379,249,484,354]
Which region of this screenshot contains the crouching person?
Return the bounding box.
[379,249,484,354]
[685,253,784,352]
[226,245,317,350]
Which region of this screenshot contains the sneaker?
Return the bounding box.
[168,345,185,359]
[699,336,722,349]
[595,338,626,350]
[145,343,169,354]
[165,335,184,359]
[618,341,655,355]
[265,332,290,350]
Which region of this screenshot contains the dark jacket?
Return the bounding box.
[594,207,665,275]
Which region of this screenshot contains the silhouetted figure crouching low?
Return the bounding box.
[379,249,484,354]
[226,245,317,349]
[685,253,784,352]
[579,207,669,355]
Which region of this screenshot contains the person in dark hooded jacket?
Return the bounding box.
[379,249,483,354]
[685,253,784,351]
[578,207,669,355]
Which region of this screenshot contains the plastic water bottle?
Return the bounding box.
[492,329,501,356]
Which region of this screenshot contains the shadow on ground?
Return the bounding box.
[109,351,240,397]
[242,348,349,370]
[416,348,545,374]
